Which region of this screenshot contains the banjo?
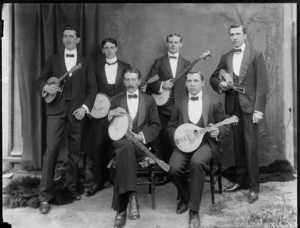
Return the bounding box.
[108,107,170,172]
[44,63,82,104]
[90,75,160,119]
[174,116,239,153]
[152,50,211,107]
[219,69,246,94]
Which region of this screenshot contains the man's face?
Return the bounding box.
[185,73,205,95]
[167,36,182,54]
[62,30,80,51]
[229,26,247,48]
[102,42,118,59]
[123,72,141,93]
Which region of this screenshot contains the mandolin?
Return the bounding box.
[219,69,246,94]
[44,63,82,104]
[174,116,239,153]
[152,50,211,107]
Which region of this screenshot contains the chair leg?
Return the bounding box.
[148,167,152,194]
[210,161,215,205]
[151,172,155,210]
[218,175,222,194]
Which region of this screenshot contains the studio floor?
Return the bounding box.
[2,172,297,228]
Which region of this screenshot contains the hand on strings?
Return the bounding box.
[162,79,174,90]
[44,84,62,94]
[208,123,219,139]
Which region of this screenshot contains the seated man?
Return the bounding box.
[108,68,161,228]
[167,70,230,228]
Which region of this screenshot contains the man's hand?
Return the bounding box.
[208,123,219,139]
[108,107,127,121]
[219,81,231,92]
[253,112,263,124]
[73,107,86,120]
[131,132,144,142]
[140,84,147,93]
[162,79,174,90]
[44,84,62,94]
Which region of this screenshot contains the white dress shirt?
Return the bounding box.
[126,90,139,120]
[232,43,246,76]
[64,48,77,77]
[168,52,179,78]
[188,91,203,124]
[105,57,118,84]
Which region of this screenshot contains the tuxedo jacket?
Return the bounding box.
[95,59,131,96]
[110,91,161,144]
[210,45,268,114]
[146,55,190,116]
[167,94,229,164]
[36,52,97,115]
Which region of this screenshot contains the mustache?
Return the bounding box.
[127,85,135,89]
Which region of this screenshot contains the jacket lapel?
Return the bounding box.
[137,92,146,130]
[115,61,124,86]
[100,63,110,91]
[239,46,250,84]
[59,52,67,74]
[227,51,234,77]
[202,94,209,127]
[120,92,128,112]
[162,56,173,79]
[182,96,189,123]
[175,56,185,79]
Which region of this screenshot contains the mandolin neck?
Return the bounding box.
[173,56,202,84]
[125,132,170,172]
[198,121,226,135]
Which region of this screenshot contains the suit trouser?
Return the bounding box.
[168,142,212,212]
[39,101,83,202]
[151,113,173,162]
[232,93,259,192]
[92,117,112,187]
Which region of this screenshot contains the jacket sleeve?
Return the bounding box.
[36,56,53,97]
[146,59,163,94]
[210,55,227,94]
[141,97,161,144]
[167,101,181,145]
[83,61,97,111]
[212,102,230,141]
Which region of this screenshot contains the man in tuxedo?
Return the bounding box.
[168,71,229,228]
[210,24,268,203]
[84,38,131,197]
[146,33,190,183]
[108,68,161,228]
[36,25,97,214]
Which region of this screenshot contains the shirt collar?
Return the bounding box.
[168,52,179,58]
[234,43,246,53]
[65,48,77,55]
[188,91,203,100]
[106,56,118,64]
[127,90,139,97]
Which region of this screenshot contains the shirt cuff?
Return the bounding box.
[254,110,263,115]
[159,82,163,93]
[139,131,146,144]
[42,85,48,97]
[82,104,90,114]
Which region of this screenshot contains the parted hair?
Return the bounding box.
[166,33,183,42]
[123,68,142,79]
[229,24,247,35]
[101,38,118,47]
[62,25,80,38]
[187,70,204,81]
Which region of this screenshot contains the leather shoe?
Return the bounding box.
[176,199,188,214]
[189,210,200,228]
[113,211,127,228]
[85,183,103,197]
[39,201,50,214]
[248,191,258,203]
[224,183,245,192]
[156,174,170,186]
[128,194,140,220]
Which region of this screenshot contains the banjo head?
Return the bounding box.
[108,113,132,141]
[90,93,111,119]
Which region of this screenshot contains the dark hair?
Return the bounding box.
[229,24,247,35]
[187,70,204,81]
[62,25,80,38]
[166,33,183,42]
[101,38,118,48]
[123,68,142,79]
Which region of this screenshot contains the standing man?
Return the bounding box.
[146,33,190,182]
[109,68,161,228]
[36,25,97,214]
[210,24,268,203]
[84,38,131,197]
[168,70,229,228]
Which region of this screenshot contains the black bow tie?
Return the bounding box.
[106,60,118,65]
[233,48,242,53]
[169,55,177,59]
[190,96,199,101]
[66,54,74,57]
[128,94,138,99]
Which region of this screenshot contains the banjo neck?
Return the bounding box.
[125,132,170,173]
